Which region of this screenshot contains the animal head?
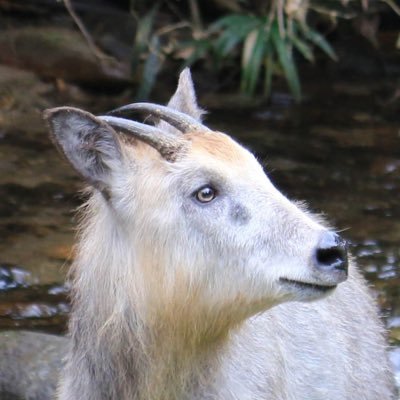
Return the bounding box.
[43,69,348,325]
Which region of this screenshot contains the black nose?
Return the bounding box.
[314,231,348,273]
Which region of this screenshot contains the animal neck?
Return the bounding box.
[69,195,234,400]
[131,324,227,400]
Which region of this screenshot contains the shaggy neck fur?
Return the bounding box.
[67,194,240,400]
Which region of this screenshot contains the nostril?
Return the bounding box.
[315,231,348,272]
[316,247,346,270]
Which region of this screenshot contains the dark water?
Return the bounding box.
[0,77,399,381]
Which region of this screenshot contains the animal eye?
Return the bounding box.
[195,186,217,203]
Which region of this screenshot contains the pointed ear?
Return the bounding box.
[43,107,122,192]
[158,68,205,134]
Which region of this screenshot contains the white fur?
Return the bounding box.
[47,70,395,400]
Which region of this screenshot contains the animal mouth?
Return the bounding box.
[279,278,337,293]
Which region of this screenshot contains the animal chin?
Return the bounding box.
[279,278,337,294]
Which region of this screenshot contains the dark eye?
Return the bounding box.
[195,186,217,203]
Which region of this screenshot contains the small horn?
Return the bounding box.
[98,116,186,161]
[108,103,211,134]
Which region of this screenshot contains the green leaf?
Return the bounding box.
[302,27,338,61]
[215,30,243,57]
[210,14,260,35]
[241,26,268,95]
[290,34,315,63]
[241,28,258,92]
[264,50,274,98]
[181,39,212,68]
[135,35,163,101]
[210,13,265,71]
[131,3,160,74]
[271,22,301,102]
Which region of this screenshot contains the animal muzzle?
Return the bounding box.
[313,231,348,283]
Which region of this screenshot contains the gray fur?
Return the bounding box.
[230,203,251,225]
[44,107,122,193]
[44,69,395,400]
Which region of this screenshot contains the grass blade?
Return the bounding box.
[290,34,315,62]
[264,49,274,98]
[240,25,268,95]
[271,21,301,102]
[241,28,258,92]
[210,14,260,35]
[131,3,160,74]
[135,35,163,100]
[181,39,212,68]
[302,27,338,61]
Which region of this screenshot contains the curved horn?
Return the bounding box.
[98,116,186,162]
[108,103,211,134]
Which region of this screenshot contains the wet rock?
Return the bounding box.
[0,27,130,86]
[0,330,67,400]
[0,264,30,290]
[370,157,400,176]
[0,279,70,332]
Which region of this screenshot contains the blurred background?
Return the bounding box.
[0,0,399,383]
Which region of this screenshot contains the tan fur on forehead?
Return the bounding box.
[122,133,161,162]
[186,130,251,165]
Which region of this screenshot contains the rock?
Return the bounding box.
[0,27,130,86]
[0,64,51,134]
[0,264,31,290]
[0,330,67,400]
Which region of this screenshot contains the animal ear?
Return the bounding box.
[43,107,122,192]
[158,68,205,134]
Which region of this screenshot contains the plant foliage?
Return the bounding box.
[186,1,338,102]
[130,0,398,101]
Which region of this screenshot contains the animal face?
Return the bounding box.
[44,69,348,322]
